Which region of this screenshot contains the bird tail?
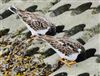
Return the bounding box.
[8,5,18,14]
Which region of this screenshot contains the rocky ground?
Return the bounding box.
[0,0,100,76]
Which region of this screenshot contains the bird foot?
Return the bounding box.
[59,58,76,67]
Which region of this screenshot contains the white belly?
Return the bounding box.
[54,49,79,61]
[36,27,50,35]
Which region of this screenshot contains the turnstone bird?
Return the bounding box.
[40,35,85,67]
[8,5,64,36]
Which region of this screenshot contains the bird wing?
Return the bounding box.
[18,10,53,31]
[41,35,79,56]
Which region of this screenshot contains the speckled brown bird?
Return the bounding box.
[8,5,64,36]
[40,35,85,67]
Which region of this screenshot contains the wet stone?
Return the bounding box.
[0,28,10,37]
[0,10,14,20]
[71,2,92,15]
[77,38,86,45]
[78,73,90,76]
[54,72,68,76]
[64,24,86,37]
[50,4,71,17]
[25,5,38,12]
[24,47,40,56]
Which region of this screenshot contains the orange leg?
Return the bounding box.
[59,58,76,67]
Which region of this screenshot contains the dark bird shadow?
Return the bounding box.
[41,48,56,58]
[46,25,65,36]
[76,48,96,62]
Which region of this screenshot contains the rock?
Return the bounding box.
[24,47,40,56]
[54,72,68,76]
[71,2,92,15]
[0,28,10,37]
[50,4,71,17]
[25,5,38,12]
[64,24,86,37]
[42,48,56,57]
[0,10,14,20]
[77,38,86,45]
[51,0,61,5]
[78,73,90,76]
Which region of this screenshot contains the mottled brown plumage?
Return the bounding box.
[17,10,52,31]
[8,6,56,36]
[40,35,85,61]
